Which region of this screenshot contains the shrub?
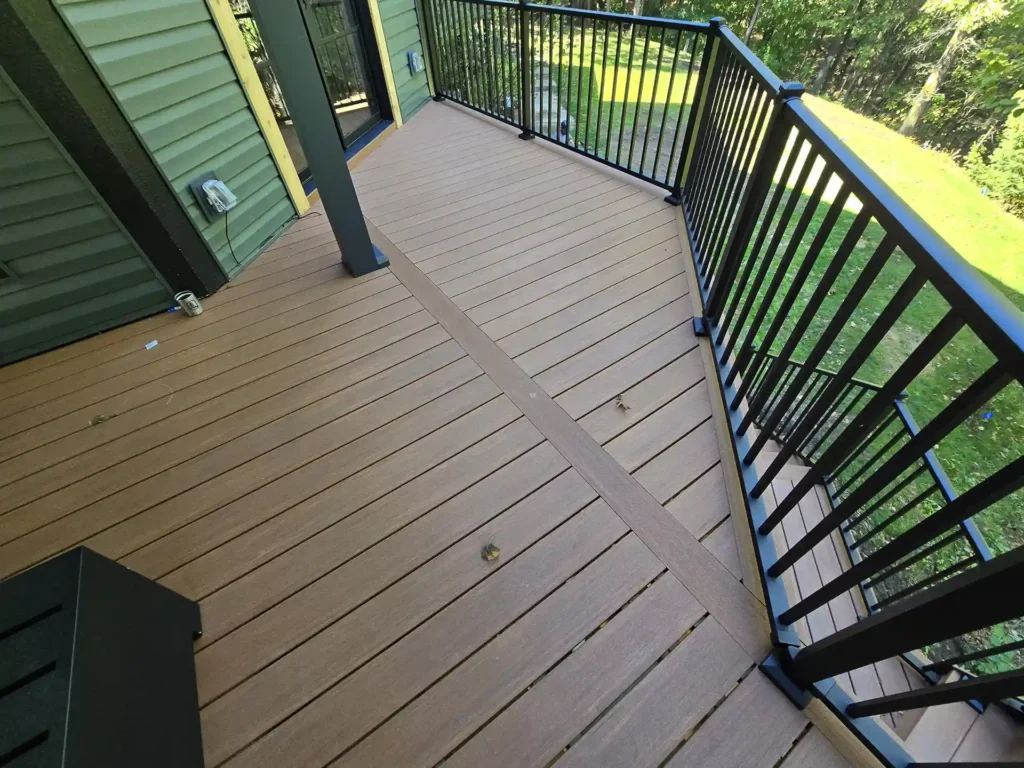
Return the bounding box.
[967,90,1024,217]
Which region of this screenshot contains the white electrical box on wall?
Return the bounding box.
[408,50,424,74]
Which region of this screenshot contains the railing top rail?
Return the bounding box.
[520,3,710,32]
[715,24,783,96]
[785,100,1024,370]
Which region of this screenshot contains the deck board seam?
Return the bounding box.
[451,225,681,312]
[0,327,453,509]
[417,192,655,275]
[0,264,393,397]
[494,267,688,356]
[524,307,692,385]
[402,182,632,261]
[475,250,685,337]
[0,275,405,417]
[371,218,772,660]
[0,292,423,447]
[199,493,622,748]
[174,421,549,604]
[0,311,443,489]
[0,374,497,571]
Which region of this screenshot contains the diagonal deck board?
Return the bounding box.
[0,100,866,768]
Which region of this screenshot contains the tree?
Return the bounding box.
[967,91,1024,214]
[899,0,1007,136]
[744,0,764,42]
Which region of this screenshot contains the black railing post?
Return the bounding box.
[665,16,722,206]
[421,0,446,101]
[517,0,533,139]
[704,81,803,323]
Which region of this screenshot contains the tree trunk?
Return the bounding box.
[898,18,970,136]
[810,35,844,94]
[744,0,763,43]
[632,0,642,16]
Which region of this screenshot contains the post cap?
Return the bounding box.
[778,82,805,100]
[709,16,726,29]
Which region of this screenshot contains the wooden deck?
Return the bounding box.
[0,102,858,767]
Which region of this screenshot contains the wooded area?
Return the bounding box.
[584,0,1024,218]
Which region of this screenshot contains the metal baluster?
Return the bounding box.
[637,27,666,177]
[785,541,1024,685]
[614,22,637,166]
[575,17,586,150]
[800,364,1012,558]
[604,22,623,159]
[923,637,1024,674]
[651,29,682,183]
[715,127,801,341]
[863,528,962,590]
[701,81,771,285]
[799,381,860,457]
[829,409,900,485]
[740,209,874,460]
[761,310,963,533]
[720,146,817,374]
[686,59,741,246]
[849,485,940,551]
[595,19,611,158]
[566,14,575,144]
[584,18,598,153]
[626,24,652,171]
[871,555,980,611]
[727,162,834,396]
[691,69,755,267]
[667,18,720,203]
[517,1,532,136]
[547,12,554,137]
[845,464,930,530]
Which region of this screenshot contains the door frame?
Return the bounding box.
[300,0,393,147]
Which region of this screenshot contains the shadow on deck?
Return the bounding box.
[0,101,861,767]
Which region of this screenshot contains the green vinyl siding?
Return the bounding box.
[0,70,173,366]
[52,0,298,277]
[379,0,431,120]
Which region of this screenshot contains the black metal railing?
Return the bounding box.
[684,22,1024,766]
[419,9,1024,765]
[422,0,710,191]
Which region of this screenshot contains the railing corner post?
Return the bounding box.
[516,0,534,140]
[760,647,814,709]
[420,0,446,102]
[665,15,723,207]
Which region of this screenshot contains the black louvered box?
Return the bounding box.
[0,547,203,767]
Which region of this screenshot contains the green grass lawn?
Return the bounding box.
[533,26,701,184]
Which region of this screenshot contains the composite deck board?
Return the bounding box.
[0,101,854,768]
[0,309,438,492]
[554,618,753,768]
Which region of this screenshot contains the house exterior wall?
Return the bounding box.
[0,69,173,366]
[379,0,431,120]
[51,0,299,278]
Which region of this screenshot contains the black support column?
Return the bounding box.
[249,0,388,277]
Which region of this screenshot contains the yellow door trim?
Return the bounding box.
[367,0,404,128]
[205,0,310,216]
